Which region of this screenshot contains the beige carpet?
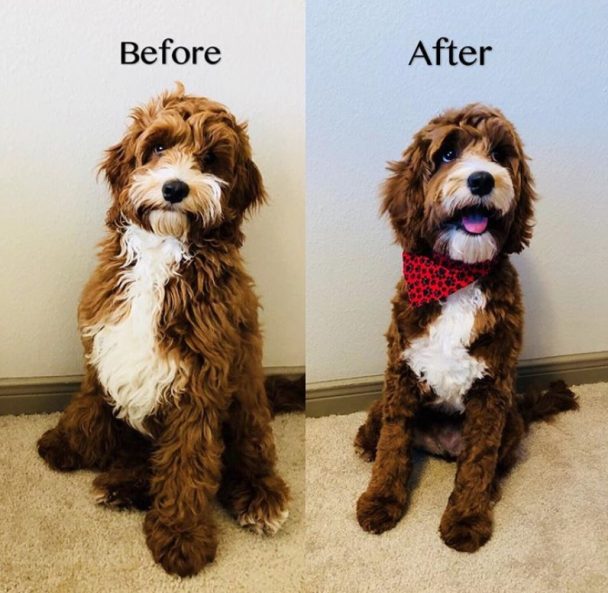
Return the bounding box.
[305,383,608,593]
[0,412,304,593]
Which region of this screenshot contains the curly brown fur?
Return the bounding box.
[265,374,305,416]
[37,84,289,576]
[92,464,152,510]
[355,104,577,552]
[518,380,579,427]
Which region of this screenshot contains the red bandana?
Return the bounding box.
[402,252,495,307]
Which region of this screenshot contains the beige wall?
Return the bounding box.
[0,0,304,378]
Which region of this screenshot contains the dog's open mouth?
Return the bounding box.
[445,206,499,235]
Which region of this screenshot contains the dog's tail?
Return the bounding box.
[265,374,305,416]
[517,380,579,428]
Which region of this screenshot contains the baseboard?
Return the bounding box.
[0,366,305,416]
[306,351,608,417]
[5,353,607,417]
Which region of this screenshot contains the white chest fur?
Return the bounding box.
[401,282,487,413]
[86,226,187,433]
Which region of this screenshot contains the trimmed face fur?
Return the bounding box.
[100,82,265,243]
[382,104,536,263]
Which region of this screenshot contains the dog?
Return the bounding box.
[37,84,300,576]
[354,104,578,551]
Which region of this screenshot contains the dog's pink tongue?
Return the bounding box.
[462,213,489,234]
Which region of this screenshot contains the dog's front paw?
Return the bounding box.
[37,428,81,471]
[356,490,405,534]
[439,505,493,553]
[92,470,151,511]
[229,474,290,535]
[144,510,217,577]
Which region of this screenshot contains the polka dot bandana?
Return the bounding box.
[402,251,495,307]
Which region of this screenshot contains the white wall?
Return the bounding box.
[0,0,304,378]
[307,0,608,384]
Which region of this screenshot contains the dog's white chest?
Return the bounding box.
[401,282,487,412]
[87,226,187,433]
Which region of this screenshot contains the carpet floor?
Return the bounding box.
[0,412,304,593]
[2,384,607,593]
[305,382,608,593]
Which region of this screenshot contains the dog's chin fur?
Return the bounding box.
[434,228,498,263]
[36,85,288,577]
[147,210,190,237]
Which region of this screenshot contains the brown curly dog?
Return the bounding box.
[37,84,296,576]
[355,104,578,552]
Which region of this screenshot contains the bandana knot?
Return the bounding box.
[402,252,495,307]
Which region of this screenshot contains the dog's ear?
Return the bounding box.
[381,139,429,251]
[504,153,536,253]
[99,137,135,195]
[233,157,266,213]
[230,124,267,215]
[99,102,156,196]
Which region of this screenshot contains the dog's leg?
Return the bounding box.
[356,367,418,534]
[144,398,223,577]
[218,392,290,536]
[354,398,383,461]
[439,380,509,552]
[37,367,125,471]
[488,404,525,502]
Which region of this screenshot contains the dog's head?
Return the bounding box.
[100,83,265,242]
[382,104,535,263]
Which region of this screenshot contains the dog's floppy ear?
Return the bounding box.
[230,123,267,215]
[99,137,135,195]
[98,103,153,196]
[233,157,266,213]
[503,153,536,253]
[381,139,429,252]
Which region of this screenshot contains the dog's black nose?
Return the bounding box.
[162,179,189,203]
[467,171,495,196]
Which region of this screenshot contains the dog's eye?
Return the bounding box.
[153,144,166,155]
[440,148,457,163]
[201,151,216,167]
[491,148,506,164]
